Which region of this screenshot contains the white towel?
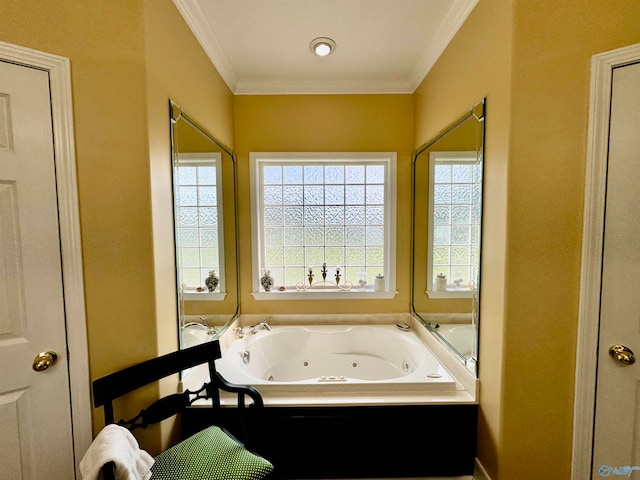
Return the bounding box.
[80,424,155,480]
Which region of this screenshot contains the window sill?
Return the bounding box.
[426,289,476,299]
[252,290,398,301]
[182,292,227,301]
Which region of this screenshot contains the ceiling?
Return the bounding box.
[172,0,478,95]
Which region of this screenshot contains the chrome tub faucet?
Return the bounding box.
[249,319,272,335]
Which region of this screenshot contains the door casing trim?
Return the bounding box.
[0,41,91,478]
[573,41,640,480]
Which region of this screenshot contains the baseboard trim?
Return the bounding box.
[474,458,491,480]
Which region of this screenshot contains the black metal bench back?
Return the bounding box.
[92,341,262,429]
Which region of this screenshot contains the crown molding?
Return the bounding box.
[174,0,478,95]
[172,0,238,92]
[409,0,479,91]
[234,78,415,96]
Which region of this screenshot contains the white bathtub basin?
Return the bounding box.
[215,324,458,393]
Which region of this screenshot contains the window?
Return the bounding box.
[427,151,481,298]
[250,153,397,299]
[173,152,226,297]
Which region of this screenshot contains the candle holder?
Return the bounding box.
[296,266,352,291]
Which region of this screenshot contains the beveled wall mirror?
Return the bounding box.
[170,100,239,347]
[411,99,485,375]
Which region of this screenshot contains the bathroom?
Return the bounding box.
[173,64,483,474]
[2,1,639,479]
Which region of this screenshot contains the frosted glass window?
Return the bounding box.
[251,153,396,293]
[428,151,482,290]
[174,155,223,290]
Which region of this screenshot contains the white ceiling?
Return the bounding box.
[173,0,478,95]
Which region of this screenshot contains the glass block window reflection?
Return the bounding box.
[253,154,395,290]
[429,151,482,291]
[174,154,223,291]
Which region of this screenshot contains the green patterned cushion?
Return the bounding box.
[150,425,273,480]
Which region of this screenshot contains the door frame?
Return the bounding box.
[572,41,640,479]
[0,41,91,477]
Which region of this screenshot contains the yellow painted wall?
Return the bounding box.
[233,94,414,314]
[414,1,512,476]
[142,0,234,357]
[0,0,161,449]
[501,1,640,479]
[416,0,640,478]
[142,0,234,452]
[0,0,234,455]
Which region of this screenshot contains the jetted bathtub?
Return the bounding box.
[215,324,459,395]
[185,323,478,478]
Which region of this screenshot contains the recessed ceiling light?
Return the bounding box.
[309,37,336,57]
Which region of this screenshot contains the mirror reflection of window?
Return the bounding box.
[174,153,225,294]
[411,98,485,376]
[427,151,482,297]
[169,100,240,348]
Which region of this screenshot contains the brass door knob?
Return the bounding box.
[32,351,58,372]
[609,345,635,365]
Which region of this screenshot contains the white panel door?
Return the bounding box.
[592,61,640,477]
[0,60,75,479]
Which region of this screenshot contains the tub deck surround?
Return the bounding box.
[218,324,457,388]
[238,312,415,328]
[184,315,477,405]
[408,315,478,397]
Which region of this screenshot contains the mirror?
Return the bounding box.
[170,100,239,347]
[411,99,485,375]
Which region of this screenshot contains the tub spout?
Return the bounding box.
[250,320,272,334]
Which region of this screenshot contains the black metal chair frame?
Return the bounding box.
[92,340,266,480]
